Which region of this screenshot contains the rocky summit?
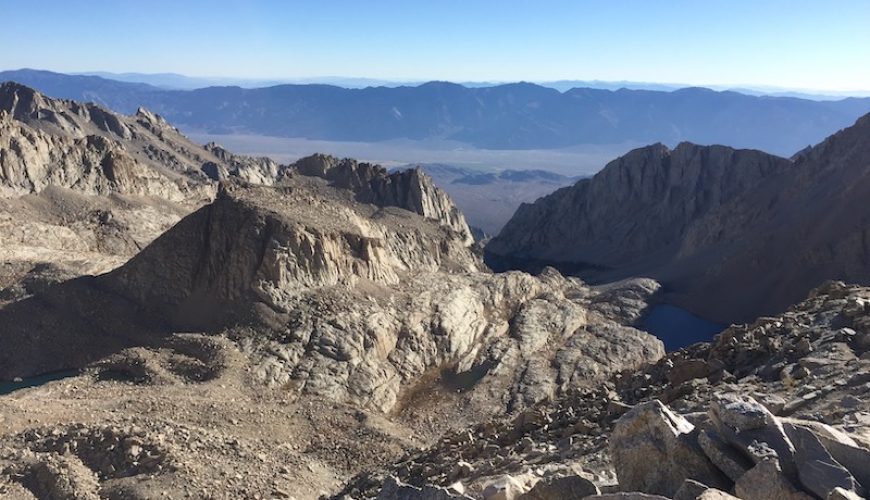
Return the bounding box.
[3,82,870,500]
[487,113,870,324]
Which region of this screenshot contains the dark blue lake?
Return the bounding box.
[640,304,726,351]
[0,370,78,396]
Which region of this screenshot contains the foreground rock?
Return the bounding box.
[336,281,870,499]
[609,401,728,496]
[610,396,868,499]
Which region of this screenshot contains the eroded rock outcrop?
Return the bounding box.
[0,177,664,419]
[202,141,281,185]
[0,83,289,281]
[0,153,667,498]
[0,82,219,199]
[336,281,870,500]
[291,153,474,244]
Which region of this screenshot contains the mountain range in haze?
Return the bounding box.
[3,68,870,157]
[74,70,870,100]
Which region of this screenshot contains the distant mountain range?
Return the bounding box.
[72,71,870,99]
[3,68,870,156]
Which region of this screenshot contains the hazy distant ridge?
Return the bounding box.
[3,69,870,155]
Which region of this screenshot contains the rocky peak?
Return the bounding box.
[134,106,174,132]
[98,181,481,332]
[201,142,281,185]
[486,141,791,272]
[293,152,341,178]
[0,81,46,120]
[291,154,474,245]
[0,81,132,139]
[0,82,284,200]
[485,114,870,322]
[791,110,870,170]
[203,142,235,162]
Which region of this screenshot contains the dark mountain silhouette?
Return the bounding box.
[487,112,870,323]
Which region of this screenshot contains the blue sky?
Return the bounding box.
[2,0,869,91]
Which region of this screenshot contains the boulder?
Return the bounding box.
[696,489,740,500]
[734,459,813,500]
[377,476,474,500]
[519,474,599,499]
[709,395,797,480]
[448,461,475,482]
[610,400,730,497]
[673,479,709,500]
[668,359,712,385]
[786,419,870,490]
[672,481,740,500]
[586,494,670,500]
[482,475,529,500]
[697,430,753,482]
[783,423,863,499]
[827,487,865,500]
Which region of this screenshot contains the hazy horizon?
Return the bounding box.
[2,1,869,93]
[5,67,869,98]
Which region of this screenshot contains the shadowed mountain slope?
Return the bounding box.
[488,113,870,323]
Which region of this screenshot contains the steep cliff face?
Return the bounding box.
[677,112,870,321]
[292,154,474,245]
[100,180,480,330]
[487,113,870,322]
[486,142,792,272]
[202,142,281,185]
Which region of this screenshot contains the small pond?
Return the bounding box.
[640,304,726,351]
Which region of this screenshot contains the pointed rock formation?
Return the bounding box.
[291,154,474,244]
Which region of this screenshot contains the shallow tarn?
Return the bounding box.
[640,303,726,351]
